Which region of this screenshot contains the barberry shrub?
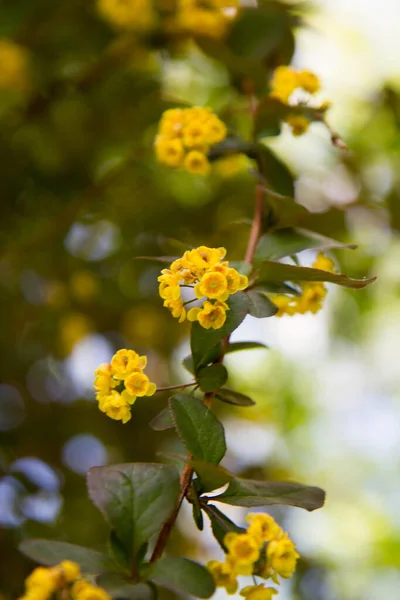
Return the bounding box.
[16,1,375,599]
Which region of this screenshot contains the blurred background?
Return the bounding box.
[1,0,400,598]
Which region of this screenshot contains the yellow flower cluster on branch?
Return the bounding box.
[207,513,300,596]
[272,253,336,317]
[176,0,238,38]
[0,39,30,93]
[154,107,227,175]
[94,349,156,423]
[158,245,248,329]
[18,561,111,600]
[97,0,156,31]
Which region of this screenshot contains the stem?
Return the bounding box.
[150,144,265,563]
[155,382,196,392]
[244,184,264,264]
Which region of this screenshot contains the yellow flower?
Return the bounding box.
[245,513,283,545]
[298,70,320,94]
[98,391,132,424]
[72,580,111,600]
[59,561,80,583]
[182,121,210,148]
[196,271,229,300]
[313,252,335,272]
[125,371,157,397]
[240,584,278,600]
[97,0,155,31]
[205,115,228,145]
[285,114,310,136]
[111,349,146,380]
[164,298,187,322]
[0,39,30,92]
[158,271,181,300]
[214,264,248,294]
[296,283,326,314]
[207,560,238,595]
[269,66,298,103]
[184,150,210,175]
[188,300,228,330]
[178,8,228,38]
[187,246,226,270]
[155,137,185,168]
[224,532,260,575]
[94,363,117,393]
[266,536,300,580]
[170,254,197,284]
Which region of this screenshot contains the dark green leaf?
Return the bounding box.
[149,408,174,431]
[225,341,269,353]
[147,557,215,599]
[19,540,112,573]
[264,193,310,229]
[182,355,195,375]
[191,484,204,531]
[252,282,302,296]
[229,261,253,276]
[197,364,228,393]
[190,293,249,369]
[87,463,180,560]
[257,260,377,289]
[108,531,130,572]
[227,8,288,60]
[202,504,245,551]
[97,574,154,600]
[189,460,233,493]
[246,290,278,318]
[215,478,326,511]
[169,394,226,464]
[215,389,256,407]
[255,228,357,262]
[254,97,289,138]
[257,145,295,197]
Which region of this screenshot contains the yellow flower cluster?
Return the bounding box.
[158,246,248,329]
[176,0,238,39]
[0,39,30,92]
[207,513,300,596]
[94,349,156,424]
[97,0,156,31]
[270,66,320,104]
[18,561,111,600]
[272,253,335,317]
[154,107,227,175]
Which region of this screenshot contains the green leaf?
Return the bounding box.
[134,256,177,263]
[254,228,357,262]
[197,364,228,393]
[87,463,180,561]
[254,97,289,138]
[215,478,326,511]
[202,504,245,552]
[246,290,278,318]
[227,7,288,60]
[147,557,215,599]
[252,282,302,296]
[97,574,154,600]
[229,261,253,276]
[149,408,174,431]
[169,394,226,464]
[19,540,112,573]
[191,484,204,531]
[189,460,233,493]
[225,341,269,353]
[264,193,310,229]
[215,388,256,407]
[257,260,377,289]
[257,145,295,197]
[182,355,195,375]
[190,293,249,369]
[108,531,130,572]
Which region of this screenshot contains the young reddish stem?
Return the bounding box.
[244,184,264,264]
[155,382,196,392]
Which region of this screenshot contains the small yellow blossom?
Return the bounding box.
[19,562,83,600]
[224,532,261,575]
[184,150,210,175]
[98,390,132,424]
[195,271,229,300]
[266,536,300,580]
[155,137,185,168]
[188,300,228,330]
[313,252,335,272]
[72,580,111,600]
[207,560,238,595]
[164,298,187,322]
[97,0,155,31]
[240,584,278,600]
[245,513,283,545]
[285,114,310,136]
[0,39,30,92]
[59,560,80,583]
[297,70,320,94]
[94,363,117,393]
[187,246,226,270]
[269,66,298,103]
[125,371,157,397]
[111,349,146,380]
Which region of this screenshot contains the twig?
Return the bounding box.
[155,382,196,392]
[244,184,264,264]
